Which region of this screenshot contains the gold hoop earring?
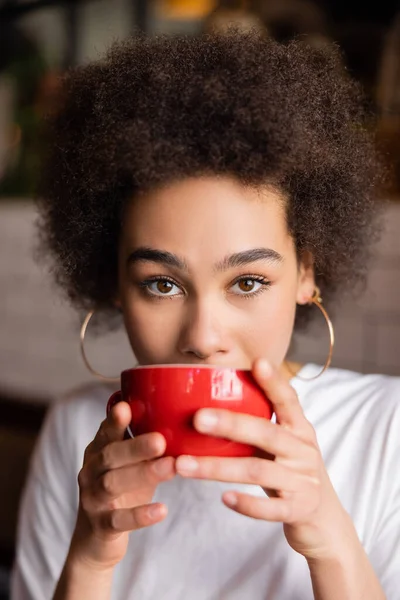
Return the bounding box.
[287,286,335,381]
[80,309,120,383]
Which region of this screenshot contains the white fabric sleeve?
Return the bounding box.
[10,400,82,600]
[368,397,400,599]
[370,499,400,599]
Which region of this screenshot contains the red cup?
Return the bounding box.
[107,365,273,458]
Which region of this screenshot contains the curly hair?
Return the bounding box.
[37,29,385,329]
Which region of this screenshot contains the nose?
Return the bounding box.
[178,298,229,361]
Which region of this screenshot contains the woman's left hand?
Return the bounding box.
[175,359,354,562]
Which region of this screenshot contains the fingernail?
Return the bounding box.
[148,504,163,519]
[223,492,238,507]
[196,410,218,432]
[177,456,198,473]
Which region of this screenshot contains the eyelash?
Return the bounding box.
[138,274,271,299]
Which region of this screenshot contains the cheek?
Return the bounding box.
[122,300,180,364]
[240,283,297,365]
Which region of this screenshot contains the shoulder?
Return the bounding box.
[44,380,115,443]
[295,365,400,464]
[296,367,400,521]
[48,380,115,426]
[296,364,400,421]
[31,381,117,481]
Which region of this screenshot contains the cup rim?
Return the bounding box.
[123,363,251,372]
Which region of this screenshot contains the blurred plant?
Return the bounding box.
[0,23,48,198]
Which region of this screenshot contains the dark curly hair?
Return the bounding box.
[37,29,385,329]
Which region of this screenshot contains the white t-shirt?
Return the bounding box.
[11,364,400,600]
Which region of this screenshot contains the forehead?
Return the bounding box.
[121,176,292,257]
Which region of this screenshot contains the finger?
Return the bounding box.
[86,432,167,480]
[193,408,314,460]
[99,502,168,533]
[253,359,312,436]
[94,456,175,501]
[88,402,132,456]
[176,455,315,490]
[222,491,297,523]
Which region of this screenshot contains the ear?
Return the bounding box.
[296,250,315,305]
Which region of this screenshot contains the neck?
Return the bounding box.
[280,360,303,381]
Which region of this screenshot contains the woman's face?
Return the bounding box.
[117,176,314,371]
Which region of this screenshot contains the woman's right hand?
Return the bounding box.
[69,401,175,570]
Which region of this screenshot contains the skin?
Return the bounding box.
[118,176,314,369]
[56,176,384,599]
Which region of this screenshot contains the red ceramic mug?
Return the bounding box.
[107,365,273,458]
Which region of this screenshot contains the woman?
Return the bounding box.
[11,30,399,599]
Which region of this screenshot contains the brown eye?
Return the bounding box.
[157,280,173,294]
[142,278,183,297]
[238,279,256,292]
[230,277,268,297]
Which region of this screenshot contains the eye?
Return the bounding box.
[140,277,183,297]
[230,276,270,296]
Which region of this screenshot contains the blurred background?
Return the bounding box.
[1,0,400,597]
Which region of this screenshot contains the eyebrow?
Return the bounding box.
[127,246,283,272]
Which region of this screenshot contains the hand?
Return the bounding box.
[70,402,175,570]
[176,359,353,561]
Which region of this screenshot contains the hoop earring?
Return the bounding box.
[287,286,335,381]
[80,309,120,383]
